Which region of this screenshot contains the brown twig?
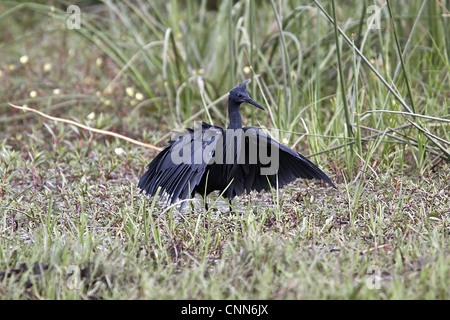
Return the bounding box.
[8,103,163,152]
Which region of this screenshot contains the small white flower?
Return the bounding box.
[114,147,125,155]
[125,87,134,97]
[135,92,144,101]
[30,90,37,98]
[20,55,29,65]
[87,112,96,120]
[282,138,289,145]
[43,62,52,72]
[53,88,61,95]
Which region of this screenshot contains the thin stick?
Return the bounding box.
[8,103,162,152]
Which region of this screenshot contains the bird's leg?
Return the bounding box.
[202,193,209,211]
[227,198,234,214]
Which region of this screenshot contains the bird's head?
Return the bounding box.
[229,80,264,111]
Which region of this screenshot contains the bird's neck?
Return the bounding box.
[227,101,242,129]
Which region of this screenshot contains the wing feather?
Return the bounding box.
[234,127,336,195]
[138,122,224,208]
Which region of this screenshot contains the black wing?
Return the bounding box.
[138,122,224,207]
[226,127,336,198]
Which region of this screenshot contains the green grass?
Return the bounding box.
[0,0,449,299]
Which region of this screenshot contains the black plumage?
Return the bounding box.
[138,80,336,210]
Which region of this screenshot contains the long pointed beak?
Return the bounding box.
[245,97,265,111]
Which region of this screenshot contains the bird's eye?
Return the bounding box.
[237,94,242,98]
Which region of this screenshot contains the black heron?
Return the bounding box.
[138,80,336,210]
